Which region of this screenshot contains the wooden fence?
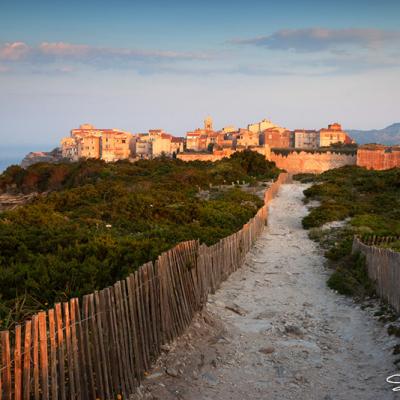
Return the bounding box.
[352,236,400,313]
[358,235,400,247]
[0,173,291,400]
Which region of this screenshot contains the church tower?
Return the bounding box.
[204,116,213,131]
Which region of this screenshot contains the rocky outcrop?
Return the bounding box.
[0,192,39,211]
[21,148,63,168]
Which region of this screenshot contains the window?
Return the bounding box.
[122,139,126,143]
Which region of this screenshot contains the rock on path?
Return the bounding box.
[137,183,398,400]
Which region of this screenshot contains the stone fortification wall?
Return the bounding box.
[177,153,223,162]
[357,147,400,170]
[269,150,356,173]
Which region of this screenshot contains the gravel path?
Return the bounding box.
[138,182,399,400]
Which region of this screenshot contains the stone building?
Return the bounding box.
[134,138,152,159]
[248,118,280,133]
[186,130,211,151]
[215,132,236,150]
[294,130,319,149]
[61,124,133,162]
[61,137,79,160]
[170,137,185,155]
[101,131,132,162]
[222,125,237,133]
[319,123,353,147]
[150,131,173,157]
[204,116,213,131]
[132,130,182,158]
[236,129,259,148]
[263,128,294,148]
[77,134,101,159]
[205,132,218,150]
[186,132,201,151]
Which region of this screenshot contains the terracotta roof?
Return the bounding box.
[171,137,185,143]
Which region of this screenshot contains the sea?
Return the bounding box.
[0,145,51,173]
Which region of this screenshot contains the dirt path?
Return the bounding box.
[137,182,398,400]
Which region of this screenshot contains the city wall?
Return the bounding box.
[177,153,223,162]
[177,148,357,174]
[357,148,400,170]
[269,150,356,174]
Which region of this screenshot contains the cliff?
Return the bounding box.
[20,148,63,168]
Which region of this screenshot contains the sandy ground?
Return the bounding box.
[135,182,399,400]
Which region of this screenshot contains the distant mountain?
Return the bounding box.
[347,123,400,145]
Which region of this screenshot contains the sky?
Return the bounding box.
[0,0,400,150]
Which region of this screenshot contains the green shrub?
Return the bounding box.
[0,151,280,328]
[327,253,374,297]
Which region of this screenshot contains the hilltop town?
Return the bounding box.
[57,117,400,173]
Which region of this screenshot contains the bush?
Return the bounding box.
[327,253,374,297]
[0,152,280,327]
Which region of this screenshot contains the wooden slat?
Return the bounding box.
[101,288,119,396]
[48,310,58,400]
[120,279,136,387]
[63,302,75,400]
[14,325,22,400]
[1,330,12,400]
[32,315,40,400]
[23,320,32,400]
[126,275,143,382]
[54,304,66,400]
[106,287,127,397]
[146,263,159,357]
[88,294,104,400]
[152,262,162,352]
[139,266,153,361]
[94,291,111,399]
[114,281,133,395]
[81,296,96,400]
[38,311,49,400]
[134,271,149,371]
[69,299,82,400]
[73,299,88,400]
[117,280,135,392]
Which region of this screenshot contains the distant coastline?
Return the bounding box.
[0,145,54,173]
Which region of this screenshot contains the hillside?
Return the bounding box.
[348,123,400,145]
[0,151,280,328]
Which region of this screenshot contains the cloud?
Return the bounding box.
[0,64,11,73]
[0,42,30,60]
[0,41,211,68]
[38,42,90,57]
[231,28,400,52]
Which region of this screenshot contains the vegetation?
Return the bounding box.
[299,166,400,235]
[0,150,280,328]
[297,166,400,297]
[272,146,357,157]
